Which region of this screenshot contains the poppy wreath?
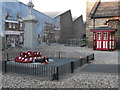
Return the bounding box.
[14,51,49,64]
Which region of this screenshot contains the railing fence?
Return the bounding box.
[2,51,94,80]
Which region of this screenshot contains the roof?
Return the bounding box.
[73,15,83,22]
[90,1,120,18]
[91,27,117,31]
[54,10,71,19]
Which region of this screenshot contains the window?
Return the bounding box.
[13,23,15,29]
[46,29,49,31]
[15,23,18,29]
[97,32,101,40]
[5,22,9,29]
[103,32,108,40]
[20,23,22,27]
[9,23,12,28]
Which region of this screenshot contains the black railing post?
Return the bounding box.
[58,52,61,58]
[5,61,7,73]
[80,59,82,66]
[71,62,74,73]
[81,58,84,66]
[87,56,89,63]
[52,67,59,81]
[7,52,9,61]
[93,54,94,60]
[56,67,59,80]
[2,61,7,74]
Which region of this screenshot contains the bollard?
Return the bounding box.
[71,62,74,73]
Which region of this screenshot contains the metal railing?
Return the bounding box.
[2,51,94,80]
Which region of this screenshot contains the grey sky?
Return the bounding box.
[18,0,86,21]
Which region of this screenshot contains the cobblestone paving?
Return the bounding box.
[2,44,119,88]
[2,72,118,88]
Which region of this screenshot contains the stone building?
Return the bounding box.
[86,0,120,49]
[41,10,86,45]
[73,15,85,39]
[4,13,24,48]
[1,1,54,49]
[53,27,60,43]
[58,10,74,44]
[40,22,60,43]
[1,1,86,48]
[55,10,86,45]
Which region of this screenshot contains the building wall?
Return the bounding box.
[107,19,120,49]
[86,0,120,48]
[86,18,94,48]
[54,29,60,43]
[0,37,5,50]
[0,37,2,50]
[86,0,98,47]
[41,23,60,43]
[58,10,74,44]
[4,14,24,48]
[73,15,85,39]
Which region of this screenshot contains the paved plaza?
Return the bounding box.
[1,44,119,88]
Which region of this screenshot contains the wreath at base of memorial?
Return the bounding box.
[14,51,49,64]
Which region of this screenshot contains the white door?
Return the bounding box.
[103,32,108,49]
[96,32,102,49]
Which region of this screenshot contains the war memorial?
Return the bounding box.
[0,0,119,89]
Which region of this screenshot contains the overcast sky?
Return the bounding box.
[18,0,86,21]
[3,0,118,21]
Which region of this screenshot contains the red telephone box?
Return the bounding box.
[90,27,117,51]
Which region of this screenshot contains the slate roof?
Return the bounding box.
[90,1,120,18]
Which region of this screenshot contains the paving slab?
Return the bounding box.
[80,64,118,74]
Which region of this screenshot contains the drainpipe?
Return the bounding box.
[93,18,95,29]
